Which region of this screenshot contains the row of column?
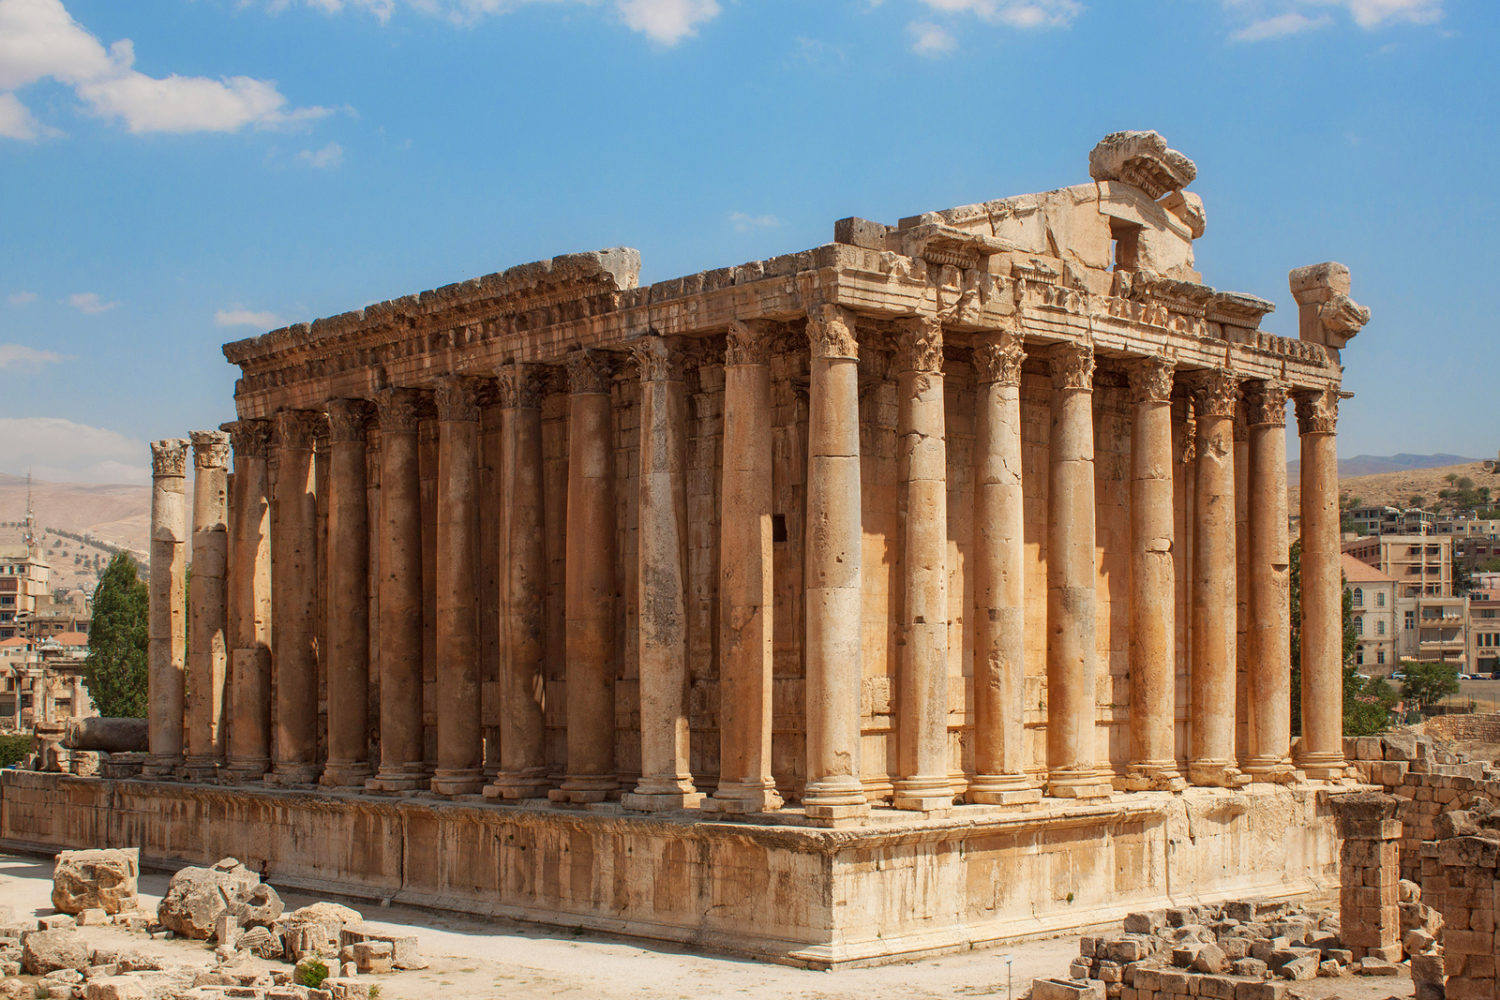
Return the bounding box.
[146,308,1350,807]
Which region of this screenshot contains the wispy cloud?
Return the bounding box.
[617,0,719,45]
[0,344,66,370]
[214,307,282,328]
[916,0,1082,29]
[297,140,343,168]
[1231,11,1331,40]
[909,20,957,54]
[1224,0,1443,41]
[67,292,118,315]
[0,0,331,139]
[0,416,147,484]
[6,291,36,306]
[728,211,782,233]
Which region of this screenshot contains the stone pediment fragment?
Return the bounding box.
[896,223,1011,270]
[1207,291,1275,327]
[1089,131,1197,200]
[1289,261,1370,351]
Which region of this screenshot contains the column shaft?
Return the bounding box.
[1296,387,1347,779]
[1245,381,1294,780]
[268,410,322,786]
[368,389,429,791]
[225,421,272,781]
[432,377,485,795]
[708,322,781,813]
[321,399,373,787]
[185,431,231,781]
[145,439,189,779]
[551,350,619,803]
[802,304,868,822]
[968,332,1039,805]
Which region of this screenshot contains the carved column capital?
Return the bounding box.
[1049,341,1095,391]
[1187,369,1240,419]
[496,363,545,409]
[150,439,190,479]
[326,398,375,443]
[189,430,231,470]
[972,331,1026,387]
[630,335,685,383]
[805,304,858,361]
[434,376,484,422]
[273,409,323,452]
[566,348,613,395]
[375,387,427,433]
[1245,380,1289,428]
[726,320,773,366]
[1127,356,1175,404]
[895,315,944,375]
[1294,386,1339,435]
[225,419,272,460]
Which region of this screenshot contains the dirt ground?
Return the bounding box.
[0,852,1414,999]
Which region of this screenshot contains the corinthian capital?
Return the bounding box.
[1244,381,1288,428]
[805,304,858,360]
[1294,386,1339,435]
[225,419,273,460]
[630,335,684,383]
[1127,356,1174,404]
[1187,370,1239,419]
[895,315,943,375]
[726,319,773,367]
[496,363,544,409]
[150,439,189,479]
[1049,342,1095,392]
[189,430,231,470]
[375,388,426,433]
[566,348,612,395]
[434,376,484,422]
[273,409,323,452]
[326,398,375,443]
[972,331,1026,387]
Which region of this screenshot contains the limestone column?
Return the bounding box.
[1295,386,1347,779]
[268,409,322,786]
[1124,357,1183,790]
[321,399,374,787]
[184,430,231,781]
[892,316,953,812]
[968,331,1040,806]
[225,420,273,781]
[550,349,619,804]
[707,321,782,814]
[1244,381,1295,781]
[802,304,869,821]
[623,337,702,812]
[145,438,189,779]
[1186,371,1244,788]
[485,364,551,800]
[368,388,429,792]
[432,376,486,796]
[1045,342,1110,799]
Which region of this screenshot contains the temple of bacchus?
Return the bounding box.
[0,131,1373,966]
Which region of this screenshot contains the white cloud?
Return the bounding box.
[917,0,1081,28]
[728,211,782,233]
[1337,0,1442,28]
[214,307,283,328]
[616,0,719,45]
[0,417,148,484]
[1231,11,1331,40]
[0,344,66,369]
[297,140,343,168]
[67,292,118,315]
[7,291,37,306]
[909,19,957,54]
[0,0,330,138]
[1224,0,1443,40]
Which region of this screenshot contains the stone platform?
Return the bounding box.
[0,771,1340,968]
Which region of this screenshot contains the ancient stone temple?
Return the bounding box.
[1,131,1371,966]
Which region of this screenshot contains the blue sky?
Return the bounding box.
[0,0,1494,482]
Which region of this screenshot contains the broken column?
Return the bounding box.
[1334,791,1403,963]
[145,438,189,780]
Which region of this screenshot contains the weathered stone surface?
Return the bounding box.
[52,849,140,915]
[1032,979,1105,1000]
[83,977,148,1000]
[1088,130,1196,198]
[63,718,148,753]
[21,929,91,974]
[157,859,263,940]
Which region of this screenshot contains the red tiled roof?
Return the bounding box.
[1342,553,1396,584]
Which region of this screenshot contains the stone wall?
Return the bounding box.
[1420,713,1500,744]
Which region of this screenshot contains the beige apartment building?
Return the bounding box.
[1467,589,1500,676]
[1345,533,1452,599]
[1344,554,1397,675]
[0,545,50,641]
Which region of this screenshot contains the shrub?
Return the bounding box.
[295,959,329,989]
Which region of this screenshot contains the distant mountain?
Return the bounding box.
[1288,453,1483,479]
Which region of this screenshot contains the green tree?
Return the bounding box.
[83,553,150,718]
[1409,495,1426,508]
[1399,660,1461,716]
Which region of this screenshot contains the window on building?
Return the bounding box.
[1377,620,1386,636]
[1355,616,1364,636]
[1376,592,1386,607]
[1353,588,1364,607]
[1377,650,1386,664]
[1356,648,1364,665]
[1406,611,1416,630]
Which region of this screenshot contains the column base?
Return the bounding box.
[265,763,321,787]
[483,770,552,801]
[1187,760,1251,788]
[366,764,429,793]
[802,777,870,824]
[1241,758,1299,784]
[141,754,182,780]
[967,774,1043,806]
[1046,769,1113,799]
[1115,762,1188,793]
[891,778,956,813]
[222,756,270,783]
[1295,751,1349,781]
[319,762,373,788]
[548,774,619,804]
[429,769,486,796]
[181,756,221,783]
[703,782,783,814]
[621,790,704,812]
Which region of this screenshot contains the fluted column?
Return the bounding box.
[1187,371,1245,788]
[1244,381,1295,781]
[368,388,429,792]
[707,321,782,814]
[225,420,273,781]
[184,430,231,781]
[893,315,953,812]
[1295,386,1347,779]
[623,336,701,812]
[1124,357,1183,790]
[802,304,869,822]
[485,364,551,800]
[968,331,1039,806]
[321,399,374,787]
[268,409,322,786]
[431,377,486,796]
[551,349,619,803]
[1045,343,1110,799]
[145,438,189,779]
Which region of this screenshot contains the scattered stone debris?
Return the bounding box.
[52,849,142,916]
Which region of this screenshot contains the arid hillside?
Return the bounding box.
[1290,461,1500,518]
[0,472,150,595]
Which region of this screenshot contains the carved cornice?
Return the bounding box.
[1187,370,1239,419]
[150,439,189,479]
[225,420,272,460]
[1244,381,1288,428]
[971,331,1026,387]
[1128,356,1175,404]
[434,376,484,422]
[895,316,943,375]
[630,335,684,383]
[375,387,427,433]
[1050,342,1095,392]
[566,348,613,395]
[725,319,773,367]
[189,430,231,470]
[326,398,375,443]
[805,304,858,361]
[496,363,545,409]
[1294,387,1339,435]
[273,409,323,452]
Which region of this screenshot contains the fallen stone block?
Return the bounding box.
[51,849,140,916]
[22,929,92,975]
[1354,957,1399,976]
[84,977,148,1000]
[351,941,392,975]
[1122,911,1164,935]
[1277,955,1318,981]
[37,914,75,930]
[158,859,264,940]
[1032,978,1106,1000]
[1317,959,1343,977]
[76,909,109,927]
[1231,957,1266,978]
[1191,943,1228,975]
